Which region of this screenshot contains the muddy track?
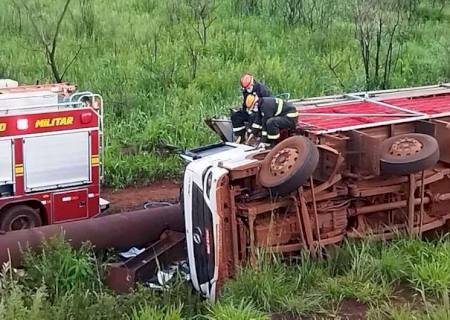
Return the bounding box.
[102,180,180,213]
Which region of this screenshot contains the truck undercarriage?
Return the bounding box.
[184,83,450,299]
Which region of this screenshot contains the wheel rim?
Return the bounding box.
[9,214,33,231]
[260,141,308,188]
[269,147,299,177]
[389,137,423,158]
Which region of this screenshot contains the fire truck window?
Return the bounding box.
[23,131,90,192]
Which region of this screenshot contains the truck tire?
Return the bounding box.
[259,136,319,196]
[0,205,42,232]
[380,133,440,176]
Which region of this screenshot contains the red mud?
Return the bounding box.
[272,299,368,320]
[102,180,180,213]
[337,299,368,320]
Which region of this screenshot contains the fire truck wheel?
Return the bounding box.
[0,205,42,232]
[259,136,319,196]
[380,133,440,176]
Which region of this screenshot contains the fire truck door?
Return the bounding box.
[52,189,89,223]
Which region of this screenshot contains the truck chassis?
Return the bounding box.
[183,83,450,299]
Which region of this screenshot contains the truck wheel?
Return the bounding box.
[259,136,319,196]
[0,205,42,232]
[380,133,440,176]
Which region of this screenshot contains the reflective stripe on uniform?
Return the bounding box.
[233,126,246,132]
[252,123,262,129]
[274,98,283,116]
[262,131,268,136]
[268,133,280,139]
[287,112,299,118]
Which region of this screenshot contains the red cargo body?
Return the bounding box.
[0,81,106,231]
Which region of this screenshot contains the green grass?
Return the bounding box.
[1,0,450,187]
[4,236,450,318]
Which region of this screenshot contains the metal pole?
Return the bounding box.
[298,112,417,117]
[408,174,417,236]
[345,93,426,116]
[419,171,426,235]
[309,177,321,248]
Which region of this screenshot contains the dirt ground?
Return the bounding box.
[102,180,180,213]
[272,299,368,320]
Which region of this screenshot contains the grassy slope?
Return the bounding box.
[0,0,449,187]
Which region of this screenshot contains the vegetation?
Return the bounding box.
[1,0,449,187]
[4,236,450,319]
[2,0,450,318]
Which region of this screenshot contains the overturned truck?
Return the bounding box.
[183,83,450,299]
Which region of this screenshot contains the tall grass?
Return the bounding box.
[220,236,450,318]
[3,235,450,318]
[0,238,205,320]
[1,0,449,186]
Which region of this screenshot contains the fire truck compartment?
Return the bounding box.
[0,139,13,185]
[0,91,59,114]
[52,189,89,222]
[23,131,91,192]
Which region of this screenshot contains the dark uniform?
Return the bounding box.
[253,97,298,143]
[231,81,272,141]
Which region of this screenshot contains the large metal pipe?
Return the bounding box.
[0,205,183,267]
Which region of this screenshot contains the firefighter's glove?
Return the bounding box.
[257,142,270,149]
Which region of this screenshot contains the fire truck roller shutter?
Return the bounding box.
[0,140,14,193]
[259,136,320,196]
[23,131,91,192]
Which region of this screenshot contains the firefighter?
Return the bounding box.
[231,73,272,143]
[245,94,298,147]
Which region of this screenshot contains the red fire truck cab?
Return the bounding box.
[0,79,109,231]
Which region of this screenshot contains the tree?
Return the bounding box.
[15,0,83,83]
[353,0,406,90]
[185,0,218,47]
[182,0,218,80]
[268,0,337,31]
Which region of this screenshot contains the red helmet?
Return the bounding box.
[240,74,254,89]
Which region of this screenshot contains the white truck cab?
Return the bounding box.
[182,142,258,299]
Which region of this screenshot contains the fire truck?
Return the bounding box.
[0,79,109,232]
